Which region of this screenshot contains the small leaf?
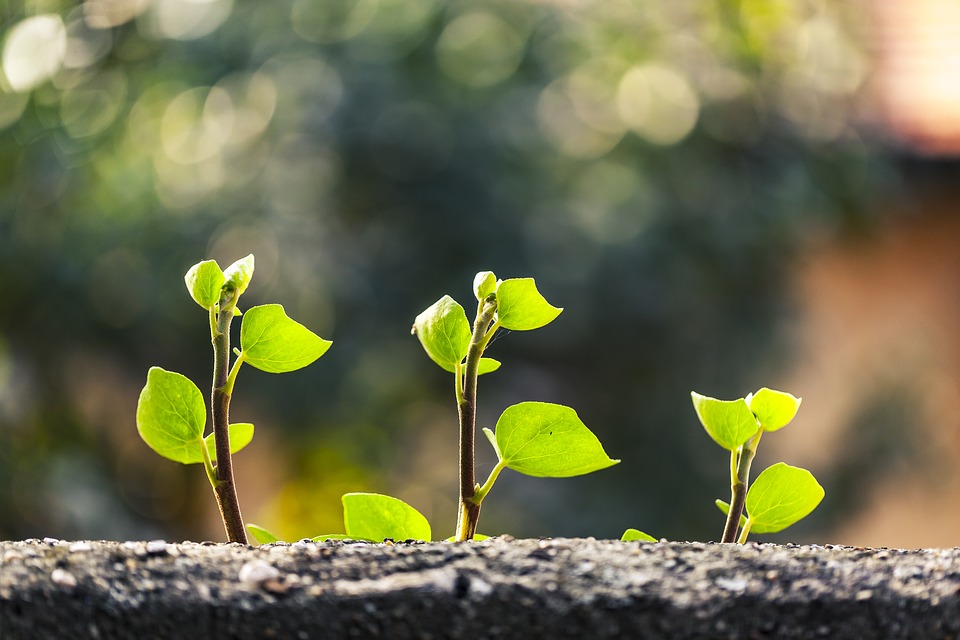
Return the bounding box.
[200,423,255,463]
[312,534,367,542]
[477,357,501,375]
[621,528,657,542]
[690,392,760,451]
[482,426,501,459]
[495,402,620,477]
[474,271,497,301]
[412,295,471,371]
[748,387,802,432]
[136,367,206,464]
[240,304,332,373]
[495,278,562,331]
[745,463,824,534]
[342,493,432,542]
[715,499,748,528]
[444,533,491,542]
[247,523,279,544]
[184,260,225,309]
[222,254,255,298]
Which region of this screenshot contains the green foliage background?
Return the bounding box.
[0,0,895,542]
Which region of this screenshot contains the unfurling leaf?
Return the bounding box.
[240,304,332,373]
[494,402,619,477]
[222,254,255,299]
[184,260,225,309]
[341,493,432,542]
[495,278,562,331]
[412,295,471,371]
[473,271,497,301]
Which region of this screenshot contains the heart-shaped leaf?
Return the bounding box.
[136,367,206,464]
[745,463,824,534]
[495,278,562,331]
[342,493,432,542]
[494,402,619,477]
[621,528,657,542]
[240,304,332,373]
[690,392,759,451]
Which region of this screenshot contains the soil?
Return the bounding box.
[1,537,959,639]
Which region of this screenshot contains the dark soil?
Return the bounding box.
[1,537,959,639]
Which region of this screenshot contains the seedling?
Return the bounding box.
[693,387,823,543]
[136,255,331,543]
[408,272,619,541]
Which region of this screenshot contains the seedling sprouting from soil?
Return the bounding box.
[136,255,331,543]
[694,388,823,543]
[405,271,619,541]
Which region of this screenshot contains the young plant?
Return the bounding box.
[692,387,823,543]
[136,255,331,543]
[409,271,620,541]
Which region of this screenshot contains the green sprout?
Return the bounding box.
[694,387,823,543]
[406,271,619,541]
[136,255,331,543]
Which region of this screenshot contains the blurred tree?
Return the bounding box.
[0,0,893,541]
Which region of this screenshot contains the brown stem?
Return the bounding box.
[721,431,761,544]
[210,298,247,544]
[455,294,497,541]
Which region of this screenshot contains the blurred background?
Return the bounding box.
[1,0,959,548]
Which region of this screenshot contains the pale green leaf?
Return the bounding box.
[621,528,657,542]
[482,426,501,459]
[199,423,254,463]
[136,367,206,464]
[477,357,501,375]
[247,523,279,544]
[715,499,748,528]
[222,254,255,298]
[745,463,824,534]
[342,493,432,542]
[690,392,760,451]
[184,260,224,309]
[473,271,497,301]
[748,387,802,432]
[312,534,366,542]
[412,295,471,371]
[495,278,562,331]
[240,304,332,373]
[495,402,619,477]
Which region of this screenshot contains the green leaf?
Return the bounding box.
[312,534,367,542]
[748,387,802,432]
[240,304,332,373]
[477,357,501,375]
[222,254,255,298]
[136,367,206,464]
[444,533,491,542]
[412,295,471,371]
[200,423,254,463]
[474,271,497,301]
[494,402,620,477]
[341,493,432,542]
[690,392,760,451]
[184,260,225,309]
[715,499,748,528]
[247,523,279,544]
[482,426,501,458]
[495,278,562,331]
[621,528,657,542]
[745,463,824,534]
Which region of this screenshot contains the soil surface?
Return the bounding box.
[1,537,959,639]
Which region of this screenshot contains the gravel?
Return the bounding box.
[2,537,959,639]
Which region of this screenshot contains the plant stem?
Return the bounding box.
[721,430,762,543]
[210,294,247,544]
[455,294,498,542]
